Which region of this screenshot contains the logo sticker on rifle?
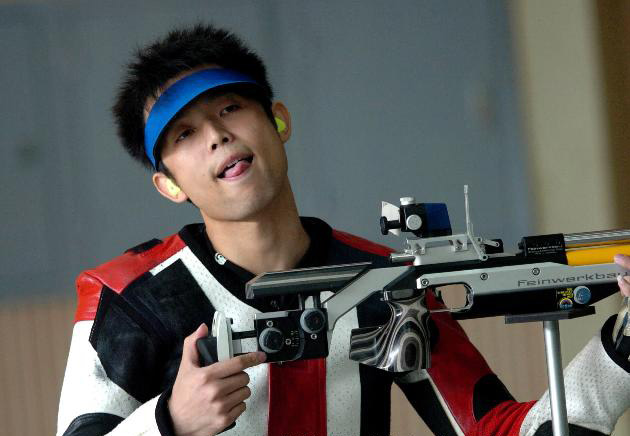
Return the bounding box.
[558,298,574,310]
[573,286,592,305]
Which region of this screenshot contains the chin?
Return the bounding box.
[204,172,290,222]
[211,191,279,222]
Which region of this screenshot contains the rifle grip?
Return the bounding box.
[196,336,219,367]
[195,336,237,432]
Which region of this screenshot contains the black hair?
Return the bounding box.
[112,23,275,170]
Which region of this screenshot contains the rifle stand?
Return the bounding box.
[505,307,595,436]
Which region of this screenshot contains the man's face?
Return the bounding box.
[149,86,291,222]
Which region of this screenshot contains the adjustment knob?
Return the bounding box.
[300,309,326,334]
[405,214,422,231]
[259,327,284,353]
[380,216,402,235]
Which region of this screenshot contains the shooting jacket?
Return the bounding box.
[57,218,630,436]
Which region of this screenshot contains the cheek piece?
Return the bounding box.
[144,68,265,170]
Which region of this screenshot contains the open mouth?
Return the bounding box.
[217,155,254,179]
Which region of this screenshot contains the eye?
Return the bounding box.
[220,104,240,116]
[175,128,195,143]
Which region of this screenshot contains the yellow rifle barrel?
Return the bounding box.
[566,244,630,266]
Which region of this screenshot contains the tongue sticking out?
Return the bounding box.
[223,160,251,179]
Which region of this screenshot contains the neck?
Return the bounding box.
[202,184,310,275]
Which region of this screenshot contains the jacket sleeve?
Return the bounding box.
[515,314,630,436]
[56,319,177,436]
[57,272,178,436]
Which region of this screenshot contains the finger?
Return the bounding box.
[618,275,630,297]
[206,352,266,379]
[220,386,252,412]
[211,371,250,396]
[614,254,630,269]
[224,402,247,427]
[181,323,208,369]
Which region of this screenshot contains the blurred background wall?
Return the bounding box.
[0,0,627,435]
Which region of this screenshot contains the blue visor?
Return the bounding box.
[144,68,261,169]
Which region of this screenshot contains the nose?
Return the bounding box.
[205,122,233,151]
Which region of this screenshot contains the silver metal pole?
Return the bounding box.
[543,320,569,436]
[564,229,630,247]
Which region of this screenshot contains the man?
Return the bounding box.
[57,24,630,436]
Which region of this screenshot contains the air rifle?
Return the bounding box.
[197,186,630,436]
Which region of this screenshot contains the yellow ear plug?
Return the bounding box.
[275,117,287,133]
[166,179,181,196]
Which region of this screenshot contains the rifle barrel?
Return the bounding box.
[564,229,630,248]
[566,244,630,266]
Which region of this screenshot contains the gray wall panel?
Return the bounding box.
[1,0,530,299]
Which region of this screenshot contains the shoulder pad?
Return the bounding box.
[332,229,394,258]
[74,233,186,322]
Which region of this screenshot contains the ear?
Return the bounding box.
[272,101,291,143]
[152,172,189,203]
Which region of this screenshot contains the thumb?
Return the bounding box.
[614,254,630,269]
[181,323,209,368]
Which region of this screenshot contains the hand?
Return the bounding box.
[168,323,266,436]
[614,254,630,297]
